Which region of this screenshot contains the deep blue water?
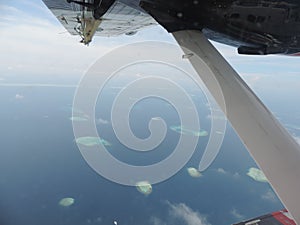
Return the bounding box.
[0,75,284,225]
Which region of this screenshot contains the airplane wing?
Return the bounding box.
[172,30,300,225]
[42,0,157,44]
[233,210,296,225]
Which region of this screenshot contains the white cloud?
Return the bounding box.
[2,0,299,96]
[217,168,226,174]
[206,114,226,120]
[0,5,178,79]
[1,0,260,80]
[212,41,239,59]
[168,202,210,225]
[261,189,278,203]
[3,0,296,87]
[0,1,168,77]
[150,216,166,225]
[0,17,111,76]
[216,168,240,178]
[15,94,24,100]
[233,172,241,178]
[149,202,210,225]
[240,73,264,87]
[230,208,245,220]
[96,118,110,125]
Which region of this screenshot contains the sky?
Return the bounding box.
[1,0,300,123]
[0,1,298,87]
[0,0,175,77]
[1,0,300,80]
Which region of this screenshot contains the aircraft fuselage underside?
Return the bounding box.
[139,0,300,55]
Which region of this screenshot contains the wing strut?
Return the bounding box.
[173,30,300,225]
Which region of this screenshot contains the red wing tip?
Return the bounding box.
[232,210,296,225]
